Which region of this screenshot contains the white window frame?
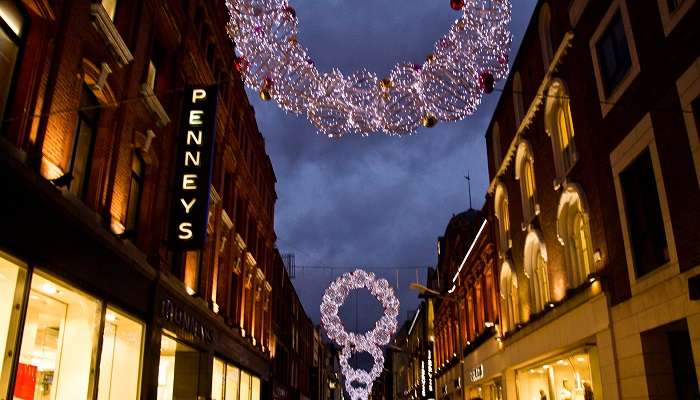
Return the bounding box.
[610,113,679,295]
[676,57,700,188]
[524,229,550,314]
[494,182,512,255]
[538,3,553,70]
[656,0,696,36]
[589,0,641,117]
[515,140,539,225]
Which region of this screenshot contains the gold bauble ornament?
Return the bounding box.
[288,35,298,45]
[426,53,435,62]
[421,113,438,128]
[259,87,272,101]
[379,78,393,91]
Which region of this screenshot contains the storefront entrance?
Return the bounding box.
[515,348,600,400]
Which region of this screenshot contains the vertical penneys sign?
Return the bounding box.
[170,86,218,249]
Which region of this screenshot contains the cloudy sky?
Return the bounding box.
[245,0,538,332]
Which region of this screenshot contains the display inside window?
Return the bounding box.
[97,307,144,400]
[14,273,100,400]
[0,0,24,124]
[157,335,200,400]
[468,379,503,400]
[516,351,598,400]
[0,254,27,395]
[211,358,242,400]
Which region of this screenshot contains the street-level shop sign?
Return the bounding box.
[169,86,219,249]
[469,364,484,382]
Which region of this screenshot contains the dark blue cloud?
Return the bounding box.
[246,0,538,329]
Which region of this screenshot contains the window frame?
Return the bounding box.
[538,3,553,70]
[656,0,695,36]
[125,151,145,235]
[544,79,578,183]
[68,85,100,199]
[610,114,678,295]
[515,140,539,224]
[494,182,511,255]
[524,230,550,314]
[0,0,28,130]
[589,0,640,117]
[556,183,595,288]
[676,57,700,188]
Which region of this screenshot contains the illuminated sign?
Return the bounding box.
[169,86,219,248]
[469,364,484,382]
[420,347,436,399]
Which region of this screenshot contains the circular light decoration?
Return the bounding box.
[225,0,512,137]
[320,269,400,400]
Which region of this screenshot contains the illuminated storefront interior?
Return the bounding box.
[467,378,503,400]
[212,357,261,400]
[516,349,599,400]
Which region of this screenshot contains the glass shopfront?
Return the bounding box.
[516,349,600,400]
[0,252,147,400]
[212,357,261,400]
[467,378,503,400]
[157,334,200,400]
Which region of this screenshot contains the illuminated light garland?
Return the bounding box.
[226,0,512,136]
[320,270,400,400]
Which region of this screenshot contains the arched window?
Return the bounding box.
[545,79,577,180]
[494,182,511,254]
[513,72,525,126]
[499,261,519,334]
[524,230,550,313]
[0,1,26,126]
[557,184,594,288]
[539,3,554,69]
[491,122,502,173]
[515,140,538,222]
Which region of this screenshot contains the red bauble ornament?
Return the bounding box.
[235,57,248,74]
[480,71,494,94]
[450,0,465,11]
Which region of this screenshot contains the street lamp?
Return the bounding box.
[409,282,466,400]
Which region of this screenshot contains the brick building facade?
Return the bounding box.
[0,0,319,399]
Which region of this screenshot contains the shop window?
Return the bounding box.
[544,80,577,181]
[14,273,101,400]
[538,3,553,69]
[69,85,100,199]
[125,152,145,235]
[97,307,144,400]
[183,250,201,295]
[595,11,631,96]
[240,370,251,400]
[516,350,600,400]
[0,253,27,395]
[516,140,538,222]
[524,231,550,314]
[212,358,242,400]
[157,335,200,400]
[101,0,118,20]
[494,182,510,254]
[0,0,25,127]
[557,184,594,288]
[619,149,669,277]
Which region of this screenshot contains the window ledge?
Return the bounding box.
[139,84,171,127]
[89,3,133,68]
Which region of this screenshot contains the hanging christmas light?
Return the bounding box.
[320,270,400,400]
[226,0,512,136]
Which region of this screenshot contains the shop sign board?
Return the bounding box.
[469,364,485,382]
[160,297,215,343]
[169,86,219,249]
[420,346,436,399]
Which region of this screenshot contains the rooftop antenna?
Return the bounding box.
[465,171,473,210]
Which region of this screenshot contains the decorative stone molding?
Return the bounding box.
[139,84,170,127]
[232,233,246,274]
[89,3,133,67]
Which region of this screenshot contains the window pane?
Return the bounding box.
[157,335,199,400]
[251,376,261,400]
[0,0,24,36]
[15,273,100,400]
[97,308,144,400]
[620,149,669,276]
[517,352,595,400]
[596,12,632,95]
[224,365,239,400]
[101,0,117,20]
[0,24,19,124]
[211,358,225,400]
[240,371,251,400]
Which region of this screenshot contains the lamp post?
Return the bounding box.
[409,282,466,400]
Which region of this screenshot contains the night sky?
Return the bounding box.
[245,0,538,333]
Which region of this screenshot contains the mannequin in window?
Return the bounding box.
[559,379,572,400]
[539,389,548,400]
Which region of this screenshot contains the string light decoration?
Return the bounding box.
[320,269,400,399]
[225,0,512,136]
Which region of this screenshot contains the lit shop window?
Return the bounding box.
[240,371,251,400]
[157,335,200,400]
[516,351,599,400]
[101,0,117,20]
[97,307,144,400]
[0,0,25,125]
[14,273,101,400]
[0,253,27,395]
[211,358,242,400]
